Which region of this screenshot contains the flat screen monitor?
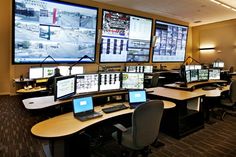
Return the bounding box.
[100,10,152,63]
[122,72,144,89]
[209,69,220,80]
[152,20,188,62]
[185,65,190,71]
[195,65,202,70]
[43,67,55,78]
[76,73,99,94]
[13,0,98,64]
[126,66,144,73]
[144,66,153,73]
[71,66,84,75]
[73,96,93,114]
[29,67,43,79]
[213,61,224,68]
[198,69,209,81]
[54,75,76,101]
[128,90,147,104]
[190,70,198,82]
[58,66,69,76]
[99,72,121,91]
[185,70,191,83]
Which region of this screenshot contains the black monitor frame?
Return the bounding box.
[152,20,188,63]
[12,0,98,64]
[54,75,77,101]
[98,72,121,91]
[121,72,144,89]
[99,9,153,63]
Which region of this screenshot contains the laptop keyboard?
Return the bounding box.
[102,104,128,113]
[79,112,102,121]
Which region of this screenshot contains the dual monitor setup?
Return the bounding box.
[14,0,188,64]
[185,65,221,83]
[55,72,145,101]
[72,89,147,121]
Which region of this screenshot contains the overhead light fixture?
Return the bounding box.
[210,0,236,12]
[199,47,215,50]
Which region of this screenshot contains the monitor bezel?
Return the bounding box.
[12,0,98,64]
[99,9,153,63]
[76,73,99,94]
[152,20,188,63]
[121,72,145,89]
[198,69,209,81]
[98,72,121,91]
[54,75,77,101]
[128,89,147,104]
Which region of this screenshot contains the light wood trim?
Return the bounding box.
[194,85,229,97]
[163,100,176,109]
[17,87,47,93]
[146,87,204,100]
[165,80,227,89]
[31,101,175,138]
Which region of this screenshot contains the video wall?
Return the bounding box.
[152,20,188,62]
[100,10,153,63]
[13,0,189,64]
[13,0,98,64]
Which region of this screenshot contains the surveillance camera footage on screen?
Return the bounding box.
[152,20,188,62]
[14,0,98,64]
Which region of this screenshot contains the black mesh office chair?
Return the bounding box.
[219,80,236,120]
[112,100,164,157]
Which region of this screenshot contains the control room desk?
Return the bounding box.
[31,101,175,157]
[146,87,205,139]
[164,80,227,91]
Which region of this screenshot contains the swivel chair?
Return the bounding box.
[112,100,164,157]
[220,80,236,120]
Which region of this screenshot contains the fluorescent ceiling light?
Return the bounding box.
[210,0,236,12]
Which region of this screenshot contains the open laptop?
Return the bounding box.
[128,90,147,109]
[73,96,102,121]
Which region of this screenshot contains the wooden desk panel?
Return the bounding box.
[194,85,229,97]
[164,80,227,90]
[146,87,204,100]
[17,87,47,93]
[31,101,175,138]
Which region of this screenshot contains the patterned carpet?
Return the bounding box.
[0,95,236,157]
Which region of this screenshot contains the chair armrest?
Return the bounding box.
[113,123,127,145]
[113,123,128,132]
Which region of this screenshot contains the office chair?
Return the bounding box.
[112,100,164,157]
[219,79,236,120]
[150,73,160,87]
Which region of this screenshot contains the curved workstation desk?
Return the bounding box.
[31,101,175,157]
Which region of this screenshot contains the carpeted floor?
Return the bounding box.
[0,95,236,157]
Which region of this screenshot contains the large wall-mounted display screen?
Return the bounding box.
[100,10,152,63]
[152,20,188,62]
[13,0,98,64]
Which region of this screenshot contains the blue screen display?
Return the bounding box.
[129,90,146,103]
[73,96,93,113]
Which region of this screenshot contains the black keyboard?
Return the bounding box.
[102,104,128,113]
[202,86,217,90]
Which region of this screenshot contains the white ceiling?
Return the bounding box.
[93,0,236,26]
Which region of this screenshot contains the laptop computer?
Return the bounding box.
[128,90,147,109]
[73,96,102,121]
